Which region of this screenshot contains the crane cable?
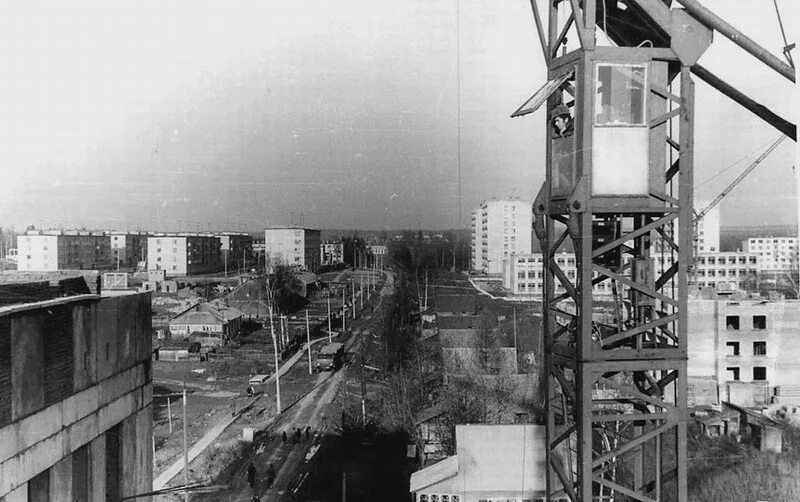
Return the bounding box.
[772,0,795,68]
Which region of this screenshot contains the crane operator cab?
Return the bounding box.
[516,49,674,211]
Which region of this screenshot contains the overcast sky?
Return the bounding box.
[0,0,796,231]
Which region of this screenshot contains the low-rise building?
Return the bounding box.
[264,227,321,272]
[147,233,222,277]
[369,244,389,268]
[0,292,153,500]
[168,301,243,346]
[410,424,560,502]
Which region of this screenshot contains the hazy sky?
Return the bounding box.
[0,0,796,231]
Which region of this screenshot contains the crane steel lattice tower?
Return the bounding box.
[513,0,795,500]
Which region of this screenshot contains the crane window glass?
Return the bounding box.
[595,64,646,126]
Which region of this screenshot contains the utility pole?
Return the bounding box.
[360,274,363,310]
[279,314,285,353]
[342,287,346,332]
[182,385,189,502]
[327,295,333,342]
[167,397,173,433]
[513,307,518,354]
[269,303,281,414]
[306,309,312,374]
[352,281,356,317]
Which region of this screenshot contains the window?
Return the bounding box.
[727,367,740,381]
[726,341,740,356]
[753,341,767,355]
[28,468,50,501]
[518,272,526,279]
[753,367,767,381]
[419,495,429,502]
[595,64,646,125]
[753,315,766,330]
[718,257,726,265]
[708,257,716,265]
[726,316,740,330]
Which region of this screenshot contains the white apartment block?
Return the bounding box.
[504,250,760,298]
[695,200,720,253]
[741,237,798,271]
[16,234,58,271]
[147,233,222,277]
[470,199,532,275]
[503,253,613,297]
[264,227,321,272]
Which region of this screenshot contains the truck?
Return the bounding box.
[314,342,344,372]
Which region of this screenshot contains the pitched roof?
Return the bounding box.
[409,455,459,492]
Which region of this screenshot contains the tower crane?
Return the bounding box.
[691,135,787,283]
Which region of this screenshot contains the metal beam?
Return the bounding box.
[691,64,796,141]
[529,0,550,64]
[674,0,795,83]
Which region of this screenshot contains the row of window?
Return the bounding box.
[417,494,460,502]
[726,315,766,330]
[725,341,767,356]
[727,366,767,381]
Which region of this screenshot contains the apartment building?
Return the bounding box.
[0,292,153,501]
[320,241,344,265]
[17,231,114,272]
[503,250,760,297]
[688,297,800,407]
[147,233,222,277]
[264,227,321,272]
[695,200,720,253]
[217,232,253,273]
[741,237,798,271]
[470,199,532,275]
[502,253,613,297]
[109,232,149,269]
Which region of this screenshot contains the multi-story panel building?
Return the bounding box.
[503,251,760,297]
[320,241,344,266]
[264,227,322,272]
[109,232,149,270]
[0,292,153,501]
[147,233,222,277]
[17,231,113,272]
[216,232,253,273]
[741,237,799,271]
[695,200,720,253]
[688,297,800,407]
[503,253,612,297]
[470,199,532,275]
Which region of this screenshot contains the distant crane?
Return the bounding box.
[692,135,788,277]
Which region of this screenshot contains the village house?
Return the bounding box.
[168,301,243,347]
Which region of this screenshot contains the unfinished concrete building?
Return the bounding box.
[688,296,800,407]
[0,292,153,501]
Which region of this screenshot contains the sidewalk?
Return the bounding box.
[152,336,330,490]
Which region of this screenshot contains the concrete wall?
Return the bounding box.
[0,293,153,500]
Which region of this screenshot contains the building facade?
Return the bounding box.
[17,231,114,272]
[695,200,720,253]
[469,199,532,275]
[320,241,344,266]
[0,292,153,501]
[147,233,222,277]
[741,237,799,271]
[216,232,253,274]
[263,227,321,272]
[688,297,800,407]
[109,232,149,270]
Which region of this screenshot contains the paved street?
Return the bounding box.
[197,271,393,501]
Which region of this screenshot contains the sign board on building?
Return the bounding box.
[103,272,129,290]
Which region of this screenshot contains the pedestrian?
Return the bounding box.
[247,462,257,489]
[282,430,287,444]
[293,427,301,443]
[266,463,276,487]
[305,426,312,441]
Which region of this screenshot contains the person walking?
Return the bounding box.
[266,463,276,488]
[282,430,287,444]
[305,426,312,441]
